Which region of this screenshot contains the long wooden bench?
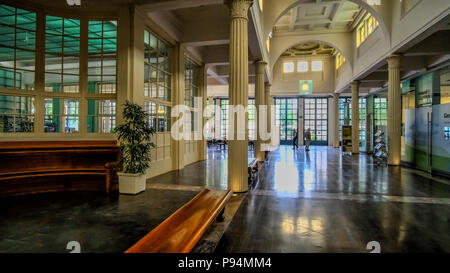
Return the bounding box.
[125,188,232,253]
[0,141,118,197]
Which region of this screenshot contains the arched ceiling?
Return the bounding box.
[273,0,363,35]
[281,42,336,57]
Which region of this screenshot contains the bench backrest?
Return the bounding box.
[0,141,118,176]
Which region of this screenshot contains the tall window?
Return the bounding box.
[184,58,200,107]
[248,99,256,140]
[220,99,228,139]
[45,16,80,93]
[88,21,117,94]
[0,5,36,90]
[144,30,171,101]
[356,15,379,47]
[374,97,387,132]
[359,98,366,148]
[144,29,172,132]
[275,98,298,143]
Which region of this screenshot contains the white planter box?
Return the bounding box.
[118,172,146,195]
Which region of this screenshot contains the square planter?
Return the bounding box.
[118,172,146,195]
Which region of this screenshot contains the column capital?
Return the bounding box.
[351,80,360,87]
[255,60,267,74]
[226,0,254,20]
[386,54,401,69]
[264,82,272,88]
[332,92,340,98]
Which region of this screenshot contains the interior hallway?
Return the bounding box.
[213,145,450,253]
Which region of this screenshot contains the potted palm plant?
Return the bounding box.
[114,101,155,194]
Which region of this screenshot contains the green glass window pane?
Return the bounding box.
[16,29,36,50]
[64,19,80,37]
[46,16,63,35]
[64,36,80,55]
[103,21,117,38]
[0,95,15,114]
[88,21,103,38]
[88,39,102,55]
[45,34,62,53]
[103,38,116,54]
[0,5,15,26]
[0,25,15,47]
[17,8,36,31]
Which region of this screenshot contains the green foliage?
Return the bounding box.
[114,101,155,174]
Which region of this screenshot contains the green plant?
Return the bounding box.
[114,101,155,174]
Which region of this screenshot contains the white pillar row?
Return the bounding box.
[387,54,402,165]
[351,81,360,154]
[227,0,253,193]
[254,60,266,162]
[333,93,340,148]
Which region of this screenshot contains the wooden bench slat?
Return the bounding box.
[125,188,232,253]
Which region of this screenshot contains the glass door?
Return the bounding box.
[304,98,328,146]
[275,98,298,145]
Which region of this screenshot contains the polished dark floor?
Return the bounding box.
[214,145,450,253]
[0,189,199,253]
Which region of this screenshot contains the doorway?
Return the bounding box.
[274,98,299,145]
[303,98,328,146]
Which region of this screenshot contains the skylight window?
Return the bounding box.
[283,62,294,73]
[297,61,308,72]
[311,61,323,72]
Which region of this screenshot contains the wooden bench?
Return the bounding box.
[0,141,118,197]
[248,158,258,184]
[125,188,232,253]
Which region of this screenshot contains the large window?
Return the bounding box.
[0,94,34,132]
[0,3,118,135]
[144,30,171,101]
[359,98,367,149]
[356,15,379,47]
[304,98,327,144]
[144,29,172,133]
[184,58,200,107]
[0,5,36,90]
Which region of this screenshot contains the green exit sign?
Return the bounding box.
[299,80,313,95]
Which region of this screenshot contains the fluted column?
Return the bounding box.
[255,60,266,162]
[227,0,253,193]
[333,93,340,148]
[387,54,401,165]
[351,81,360,154]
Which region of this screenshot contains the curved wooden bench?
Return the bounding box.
[125,188,233,253]
[0,141,118,197]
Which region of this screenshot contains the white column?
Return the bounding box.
[387,54,401,165]
[333,93,340,148]
[227,0,253,193]
[254,60,266,162]
[351,81,359,154]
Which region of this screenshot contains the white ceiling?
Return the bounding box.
[273,0,362,35]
